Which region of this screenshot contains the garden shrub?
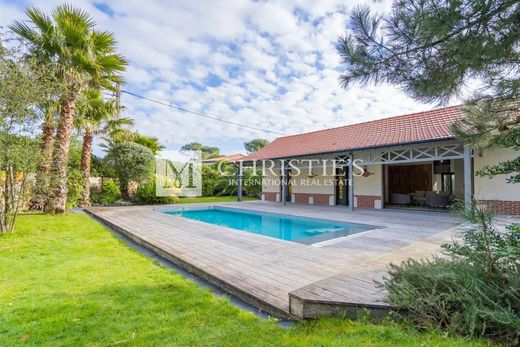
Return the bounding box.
[212,168,262,198]
[104,142,155,198]
[381,202,520,344]
[92,179,121,205]
[66,168,84,209]
[202,164,219,196]
[134,177,179,204]
[66,140,85,208]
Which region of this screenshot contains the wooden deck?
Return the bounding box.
[85,201,462,319]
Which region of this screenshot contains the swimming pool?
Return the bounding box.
[164,207,376,244]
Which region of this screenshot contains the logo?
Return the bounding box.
[155,150,202,197]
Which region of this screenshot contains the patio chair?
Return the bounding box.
[426,194,450,209]
[390,193,411,205]
[411,190,426,206]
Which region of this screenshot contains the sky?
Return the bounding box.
[0,0,453,155]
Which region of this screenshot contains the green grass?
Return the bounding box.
[177,196,257,204]
[0,214,492,346]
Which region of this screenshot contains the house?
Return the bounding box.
[202,153,245,164]
[241,105,520,215]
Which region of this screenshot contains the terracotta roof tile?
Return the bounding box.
[244,105,464,160]
[203,153,245,163]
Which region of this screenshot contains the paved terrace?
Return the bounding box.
[86,201,466,319]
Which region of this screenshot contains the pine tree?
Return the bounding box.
[337,0,519,182]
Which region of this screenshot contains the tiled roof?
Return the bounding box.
[203,153,246,163]
[244,105,464,161]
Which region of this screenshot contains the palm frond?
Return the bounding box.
[11,3,127,109]
[53,4,95,31]
[98,53,127,71]
[8,20,41,46]
[26,7,54,34]
[91,30,116,52]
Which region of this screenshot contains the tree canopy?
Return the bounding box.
[10,4,127,213]
[104,142,155,198]
[0,38,58,232]
[337,0,519,183]
[181,142,220,159]
[244,138,269,154]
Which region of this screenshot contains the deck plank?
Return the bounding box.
[86,201,462,319]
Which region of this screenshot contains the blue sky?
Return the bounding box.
[0,0,448,155]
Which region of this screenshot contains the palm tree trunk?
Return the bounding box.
[46,94,77,214]
[81,128,93,207]
[30,113,54,210]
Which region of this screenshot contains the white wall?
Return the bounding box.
[262,168,280,193]
[453,159,465,198]
[353,164,383,196]
[290,170,335,195]
[474,147,520,201]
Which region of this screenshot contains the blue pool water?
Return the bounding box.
[165,207,376,244]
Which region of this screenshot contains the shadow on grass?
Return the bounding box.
[2,283,281,346]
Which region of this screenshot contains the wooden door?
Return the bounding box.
[335,167,348,205]
[387,164,432,195]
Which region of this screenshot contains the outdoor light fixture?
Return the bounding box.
[362,166,374,177]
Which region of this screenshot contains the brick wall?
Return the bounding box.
[293,193,331,205]
[355,195,382,208]
[478,200,520,215]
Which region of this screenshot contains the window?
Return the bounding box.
[441,173,454,194]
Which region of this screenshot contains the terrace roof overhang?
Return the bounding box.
[239,137,469,166]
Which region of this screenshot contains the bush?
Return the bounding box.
[104,142,155,198]
[202,164,219,196]
[66,140,85,208]
[66,168,84,209]
[381,202,520,344]
[92,179,121,205]
[134,178,179,205]
[212,166,262,198]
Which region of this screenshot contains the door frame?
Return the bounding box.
[279,168,292,203]
[335,166,349,206]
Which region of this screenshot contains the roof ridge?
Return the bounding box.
[276,104,463,140]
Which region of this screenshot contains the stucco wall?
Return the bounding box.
[262,169,280,193]
[453,159,465,198]
[353,164,383,196]
[290,170,335,195]
[474,147,520,201]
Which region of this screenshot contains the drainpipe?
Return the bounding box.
[349,153,354,211]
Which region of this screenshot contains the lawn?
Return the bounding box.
[177,196,258,204]
[0,214,491,346]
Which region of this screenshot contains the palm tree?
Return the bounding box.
[10,5,127,213]
[128,132,164,154]
[30,104,57,210]
[101,129,165,155]
[75,88,133,206]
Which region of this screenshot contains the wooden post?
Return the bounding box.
[349,153,354,211]
[237,164,243,202]
[463,144,473,212]
[281,160,287,205]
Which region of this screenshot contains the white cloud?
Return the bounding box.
[0,0,447,155]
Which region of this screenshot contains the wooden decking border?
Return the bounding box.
[85,209,296,319]
[85,203,463,320]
